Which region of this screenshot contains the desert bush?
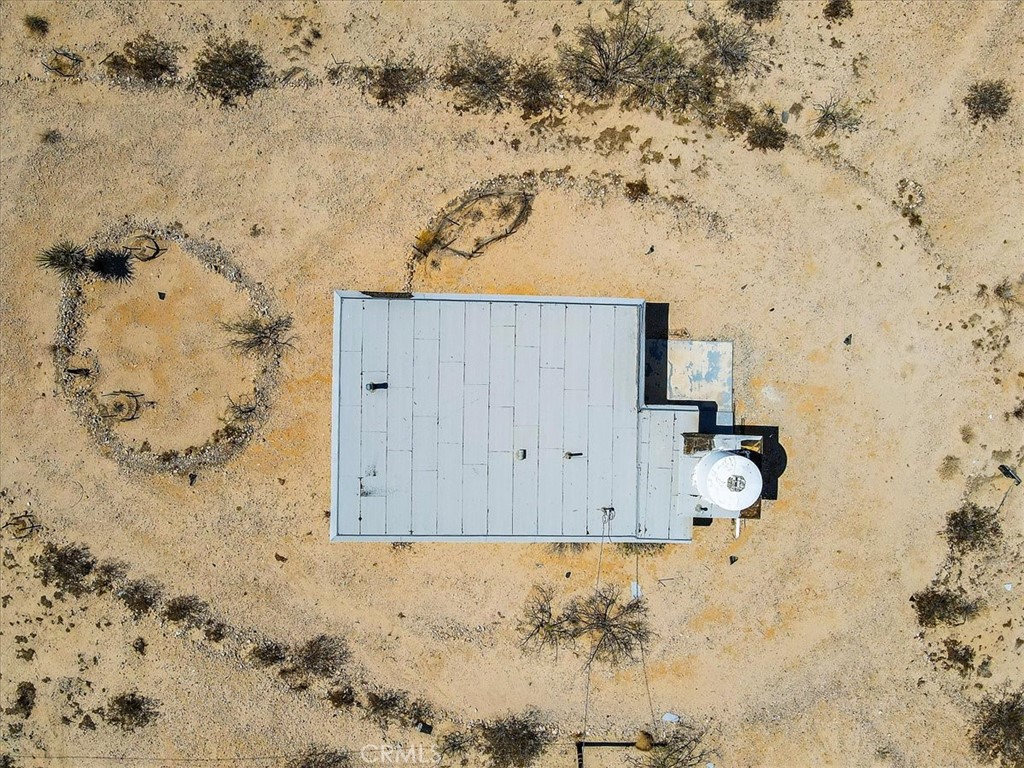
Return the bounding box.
[696,13,765,76]
[477,712,551,768]
[565,585,651,665]
[963,79,1011,124]
[327,684,357,708]
[104,33,180,84]
[811,94,861,134]
[1008,399,1024,422]
[822,0,854,22]
[295,634,349,677]
[943,502,1001,555]
[437,731,475,765]
[290,749,351,768]
[972,686,1024,768]
[36,240,89,279]
[366,687,410,725]
[629,724,714,768]
[442,41,513,112]
[910,585,982,627]
[35,542,96,596]
[222,314,295,356]
[250,639,289,666]
[727,0,781,23]
[194,37,270,105]
[116,579,162,618]
[512,57,561,116]
[941,638,976,677]
[518,585,573,653]
[24,15,49,37]
[6,682,36,718]
[993,277,1020,307]
[547,542,591,553]
[89,248,135,284]
[624,178,650,201]
[41,129,63,144]
[558,3,689,110]
[204,620,228,642]
[91,559,128,594]
[722,102,754,133]
[348,54,427,108]
[615,542,665,556]
[161,594,209,626]
[103,692,159,731]
[745,115,788,150]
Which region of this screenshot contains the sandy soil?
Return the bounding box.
[1,1,1022,767]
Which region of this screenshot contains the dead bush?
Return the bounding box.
[327,684,357,708]
[910,585,982,628]
[437,731,475,765]
[92,559,128,594]
[161,595,209,626]
[1007,399,1024,422]
[348,54,427,108]
[6,682,36,719]
[477,712,551,768]
[104,33,180,84]
[442,41,513,112]
[103,692,159,731]
[366,688,409,726]
[727,0,781,23]
[290,749,351,768]
[518,585,574,654]
[963,79,1011,124]
[943,502,1001,555]
[629,724,715,768]
[512,57,562,116]
[222,314,295,356]
[565,585,651,665]
[24,15,50,37]
[811,94,861,135]
[250,639,289,666]
[615,542,665,556]
[558,3,690,110]
[547,542,591,553]
[35,542,96,596]
[296,634,349,677]
[972,685,1024,768]
[194,36,270,105]
[722,102,754,133]
[745,115,788,151]
[696,13,766,76]
[822,0,854,22]
[116,579,162,618]
[940,638,976,677]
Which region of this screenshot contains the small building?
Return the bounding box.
[330,291,764,542]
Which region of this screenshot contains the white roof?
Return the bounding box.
[331,291,709,542]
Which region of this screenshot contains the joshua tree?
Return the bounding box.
[36,240,88,278]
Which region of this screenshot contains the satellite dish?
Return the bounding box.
[694,450,762,512]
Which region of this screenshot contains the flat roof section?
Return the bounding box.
[331,292,651,541]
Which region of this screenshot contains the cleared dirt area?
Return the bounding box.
[1,1,1021,767]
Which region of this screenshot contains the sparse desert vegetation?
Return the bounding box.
[104,33,181,84]
[972,686,1024,768]
[193,36,269,105]
[964,79,1012,124]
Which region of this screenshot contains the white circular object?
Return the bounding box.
[693,451,762,512]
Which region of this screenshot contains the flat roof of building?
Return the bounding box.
[330,291,740,542]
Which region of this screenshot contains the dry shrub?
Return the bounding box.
[518,585,573,654]
[696,13,766,77]
[615,542,665,556]
[512,57,562,116]
[162,594,209,626]
[477,712,551,768]
[547,542,591,553]
[24,15,49,37]
[722,102,754,133]
[296,634,349,677]
[624,178,650,201]
[194,37,270,105]
[290,749,351,768]
[104,692,159,731]
[348,54,427,108]
[327,684,357,708]
[822,0,854,22]
[116,579,162,618]
[221,314,295,356]
[366,688,409,726]
[566,586,652,665]
[104,33,180,84]
[943,502,1001,555]
[745,114,787,150]
[629,724,715,768]
[6,682,36,719]
[940,638,975,677]
[972,685,1024,768]
[727,0,781,23]
[811,94,861,134]
[91,559,128,594]
[910,585,982,628]
[963,79,1011,124]
[35,542,96,596]
[250,639,289,666]
[442,41,513,112]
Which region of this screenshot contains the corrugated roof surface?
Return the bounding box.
[331,291,695,542]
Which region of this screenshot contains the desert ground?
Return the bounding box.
[1,1,1022,767]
